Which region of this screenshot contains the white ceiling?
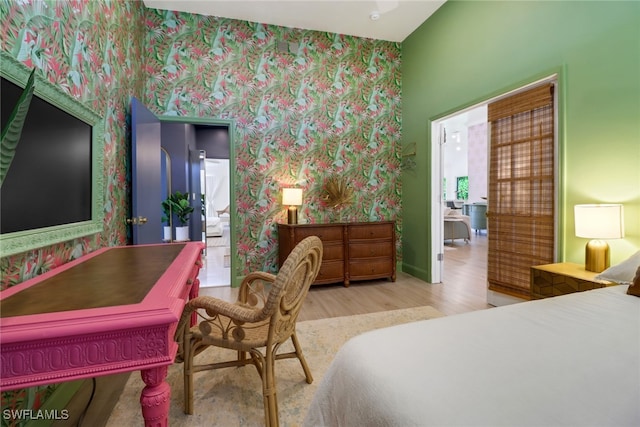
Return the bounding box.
[142,0,447,42]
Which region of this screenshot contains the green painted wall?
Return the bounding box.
[402,0,640,281]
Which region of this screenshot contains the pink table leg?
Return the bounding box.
[140,365,170,427]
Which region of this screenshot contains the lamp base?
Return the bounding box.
[585,239,610,273]
[287,206,298,224]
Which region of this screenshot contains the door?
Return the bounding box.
[131,97,162,244]
[487,82,556,300]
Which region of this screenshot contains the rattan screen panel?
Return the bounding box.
[487,84,555,299]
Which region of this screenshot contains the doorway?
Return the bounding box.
[189,124,232,287]
[431,104,488,284]
[161,118,236,287]
[131,98,237,287]
[201,156,231,287]
[430,76,558,305]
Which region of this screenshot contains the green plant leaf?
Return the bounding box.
[161,198,173,224]
[169,191,194,225]
[1,67,36,187]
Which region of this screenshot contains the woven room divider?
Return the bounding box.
[487,82,555,299]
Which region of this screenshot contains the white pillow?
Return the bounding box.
[595,250,640,285]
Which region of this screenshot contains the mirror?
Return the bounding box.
[0,52,104,257]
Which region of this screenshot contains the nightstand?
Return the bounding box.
[530,262,614,299]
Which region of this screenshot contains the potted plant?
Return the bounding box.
[170,191,194,241]
[161,197,173,241]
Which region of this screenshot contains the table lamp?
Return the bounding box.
[574,204,624,273]
[282,188,303,224]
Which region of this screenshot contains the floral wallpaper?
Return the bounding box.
[0,0,402,417]
[143,9,403,274]
[0,0,143,418]
[0,0,144,291]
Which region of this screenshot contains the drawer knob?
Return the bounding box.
[187,279,193,285]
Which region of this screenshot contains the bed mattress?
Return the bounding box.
[304,285,640,426]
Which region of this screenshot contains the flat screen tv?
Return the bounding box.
[0,53,104,257]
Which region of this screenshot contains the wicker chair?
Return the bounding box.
[174,236,323,427]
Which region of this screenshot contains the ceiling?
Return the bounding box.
[142,0,447,42]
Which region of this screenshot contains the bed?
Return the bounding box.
[304,285,640,426]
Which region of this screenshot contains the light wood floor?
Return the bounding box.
[201,233,492,321]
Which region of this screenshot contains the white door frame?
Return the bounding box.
[429,74,559,287]
[430,104,487,283]
[429,121,445,283]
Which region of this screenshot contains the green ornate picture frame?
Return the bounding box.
[0,52,104,257]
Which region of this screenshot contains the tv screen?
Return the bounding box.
[1,77,92,234]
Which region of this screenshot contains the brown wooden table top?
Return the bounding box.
[1,244,185,318]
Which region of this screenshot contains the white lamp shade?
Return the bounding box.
[574,204,624,239]
[282,188,303,206]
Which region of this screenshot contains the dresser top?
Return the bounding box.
[532,262,612,283]
[278,221,394,228]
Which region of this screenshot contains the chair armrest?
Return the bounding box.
[174,295,265,362]
[188,296,264,323]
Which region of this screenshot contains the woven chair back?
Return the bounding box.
[263,236,323,343]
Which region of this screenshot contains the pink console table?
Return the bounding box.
[0,242,204,426]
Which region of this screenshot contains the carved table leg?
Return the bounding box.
[140,365,170,427]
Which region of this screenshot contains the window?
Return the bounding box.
[442,177,447,200]
[456,176,469,200]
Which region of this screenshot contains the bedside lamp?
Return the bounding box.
[282,188,303,224]
[574,204,624,273]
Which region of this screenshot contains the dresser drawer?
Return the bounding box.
[315,260,345,285]
[349,258,393,279]
[349,241,391,259]
[294,226,343,242]
[349,223,393,240]
[278,221,395,287]
[322,242,344,261]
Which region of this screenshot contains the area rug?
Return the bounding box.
[105,306,444,427]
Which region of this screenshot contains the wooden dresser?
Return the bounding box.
[278,221,396,287]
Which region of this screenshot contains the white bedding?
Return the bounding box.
[206,216,223,237]
[304,286,640,427]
